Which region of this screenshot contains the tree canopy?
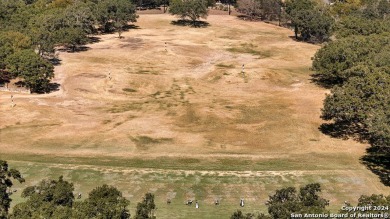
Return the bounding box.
[74,184,131,219]
[285,0,334,42]
[169,0,209,24]
[11,176,74,219]
[266,183,329,219]
[0,160,24,219]
[0,0,138,93]
[312,33,390,85]
[5,49,54,93]
[135,193,156,219]
[312,0,390,186]
[10,179,131,219]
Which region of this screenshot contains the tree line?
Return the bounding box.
[236,0,334,43]
[0,160,156,219]
[1,160,389,219]
[0,0,137,93]
[311,0,390,186]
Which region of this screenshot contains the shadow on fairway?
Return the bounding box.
[171,19,210,28]
[320,122,390,186]
[361,146,390,186]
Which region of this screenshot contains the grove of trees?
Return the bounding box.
[231,183,390,219]
[0,0,138,93]
[0,160,24,219]
[0,160,158,219]
[312,0,390,185]
[237,0,282,21]
[285,0,334,42]
[236,0,334,42]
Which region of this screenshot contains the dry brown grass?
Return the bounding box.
[0,14,388,216]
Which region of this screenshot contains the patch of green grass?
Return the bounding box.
[102,120,111,124]
[108,102,143,113]
[125,67,159,75]
[0,122,61,131]
[130,136,174,150]
[137,69,159,75]
[122,88,137,92]
[227,43,272,58]
[87,57,109,63]
[212,75,222,82]
[216,63,235,68]
[114,121,123,127]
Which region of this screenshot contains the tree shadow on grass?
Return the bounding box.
[319,122,368,141]
[237,15,261,21]
[58,45,90,53]
[47,82,60,93]
[31,82,61,94]
[89,36,101,43]
[310,73,341,89]
[361,146,390,186]
[320,122,389,186]
[171,19,210,28]
[123,24,140,30]
[48,57,61,66]
[98,24,140,34]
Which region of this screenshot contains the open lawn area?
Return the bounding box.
[0,14,388,218]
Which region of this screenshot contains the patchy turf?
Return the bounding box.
[0,14,388,217]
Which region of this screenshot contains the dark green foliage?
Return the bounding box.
[0,160,24,219]
[169,0,209,24]
[80,184,130,219]
[267,187,300,219]
[27,10,63,55]
[333,0,390,37]
[0,0,138,93]
[312,33,390,85]
[378,0,390,18]
[266,183,329,219]
[357,194,390,208]
[230,184,328,219]
[285,0,334,42]
[5,49,54,93]
[0,0,137,56]
[230,210,257,219]
[11,179,131,219]
[135,193,156,219]
[95,0,137,35]
[11,176,74,219]
[62,1,96,34]
[321,72,390,150]
[0,0,25,29]
[0,31,32,71]
[23,176,74,207]
[314,0,390,186]
[56,27,89,52]
[298,183,329,213]
[339,194,390,218]
[336,15,390,38]
[27,4,95,54]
